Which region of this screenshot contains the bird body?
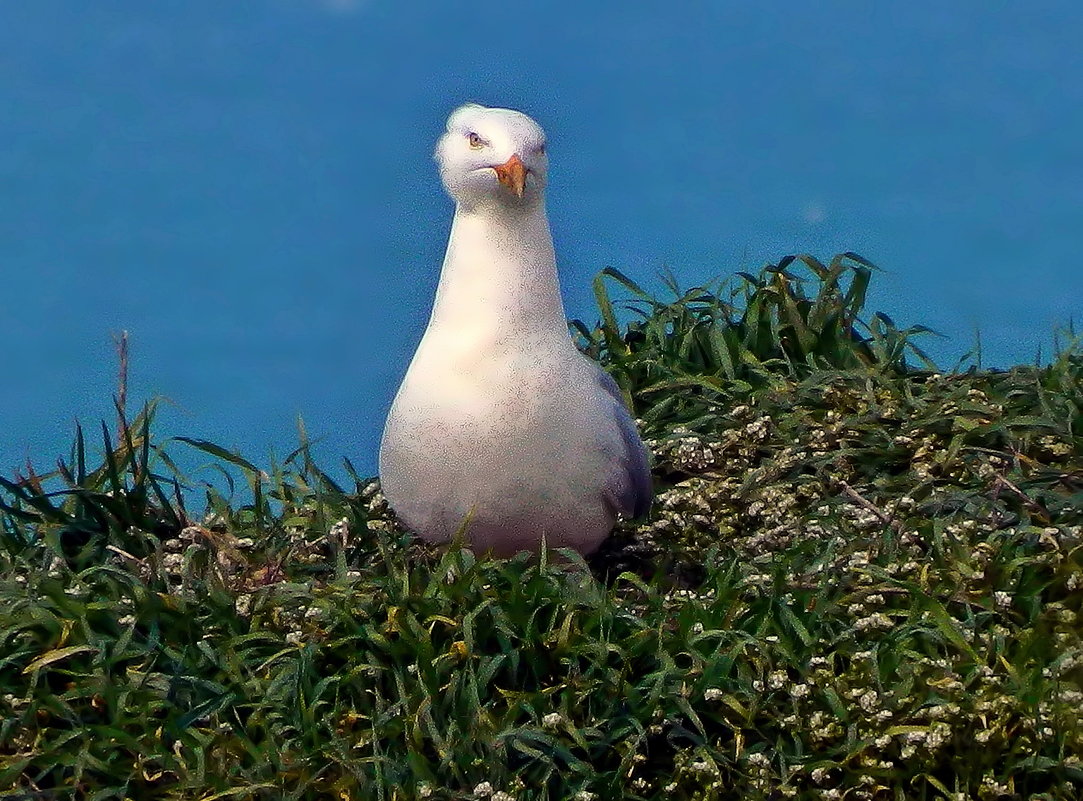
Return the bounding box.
[378,104,651,557]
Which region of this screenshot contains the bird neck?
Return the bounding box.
[427,201,570,341]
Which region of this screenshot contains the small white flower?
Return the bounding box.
[542,712,563,729]
[854,613,893,632]
[474,782,494,798]
[858,690,879,712]
[704,688,724,702]
[330,517,350,541]
[162,553,184,570]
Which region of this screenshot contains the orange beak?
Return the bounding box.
[493,154,527,198]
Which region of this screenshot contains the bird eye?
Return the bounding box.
[467,132,485,149]
[536,143,546,155]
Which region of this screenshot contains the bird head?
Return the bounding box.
[435,103,549,211]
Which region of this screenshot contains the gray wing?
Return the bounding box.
[594,366,653,519]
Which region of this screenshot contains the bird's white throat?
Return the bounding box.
[425,203,570,345]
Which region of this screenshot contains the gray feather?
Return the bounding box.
[594,366,653,519]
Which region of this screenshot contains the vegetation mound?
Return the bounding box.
[2,255,1080,800]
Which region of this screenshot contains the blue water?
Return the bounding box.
[2,1,1081,481]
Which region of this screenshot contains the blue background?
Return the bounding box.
[2,1,1080,479]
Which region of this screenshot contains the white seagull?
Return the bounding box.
[378,103,652,557]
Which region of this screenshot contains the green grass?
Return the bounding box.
[1,254,1081,800]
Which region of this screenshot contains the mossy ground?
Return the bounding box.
[1,255,1080,800]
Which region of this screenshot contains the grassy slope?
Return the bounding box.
[1,255,1081,801]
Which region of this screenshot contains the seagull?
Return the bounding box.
[378,103,652,557]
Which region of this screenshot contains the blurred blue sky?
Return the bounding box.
[2,1,1081,479]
